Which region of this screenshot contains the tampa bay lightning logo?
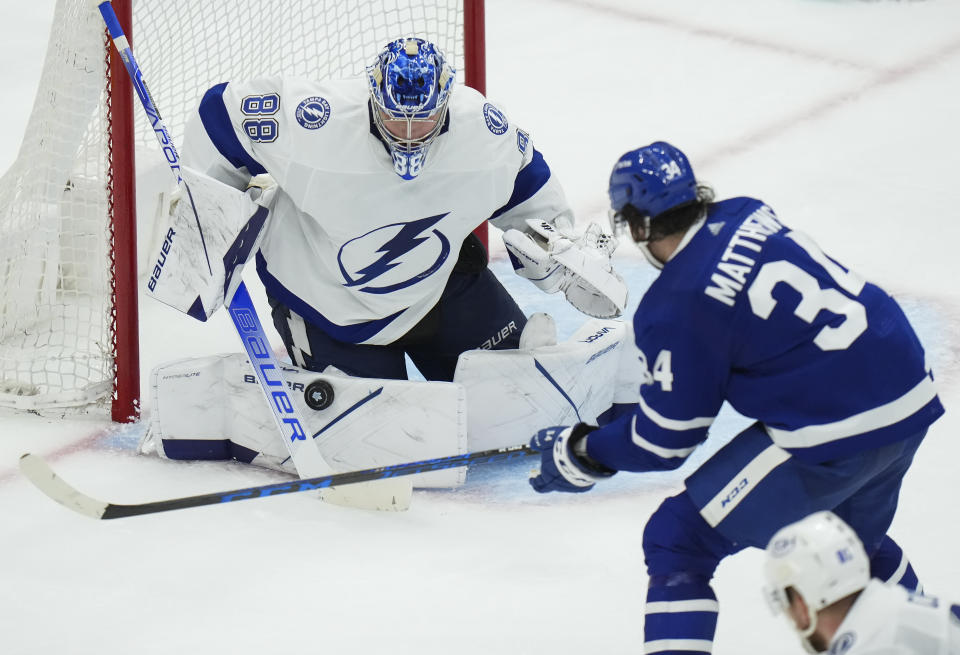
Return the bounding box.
[338,213,451,294]
[295,96,331,129]
[828,632,856,654]
[483,103,508,135]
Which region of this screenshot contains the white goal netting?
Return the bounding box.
[0,0,469,414]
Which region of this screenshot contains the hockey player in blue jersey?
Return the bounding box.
[527,141,944,654]
[171,37,625,382]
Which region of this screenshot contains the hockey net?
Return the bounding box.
[0,0,483,420]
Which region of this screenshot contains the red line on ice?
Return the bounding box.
[0,427,112,487]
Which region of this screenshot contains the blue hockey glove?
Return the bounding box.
[529,424,615,493]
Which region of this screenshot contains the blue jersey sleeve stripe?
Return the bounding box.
[198,83,268,176]
[631,415,701,459]
[255,253,403,344]
[645,599,720,614]
[766,372,938,449]
[639,395,715,432]
[488,148,551,221]
[585,413,690,472]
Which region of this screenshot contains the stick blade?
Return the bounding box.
[320,478,413,512]
[18,454,108,519]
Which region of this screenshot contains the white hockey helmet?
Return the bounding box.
[763,511,870,648]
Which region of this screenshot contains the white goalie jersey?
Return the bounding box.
[178,75,573,344]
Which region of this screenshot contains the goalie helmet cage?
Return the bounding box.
[0,0,486,422]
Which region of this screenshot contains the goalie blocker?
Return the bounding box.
[144,166,275,320]
[143,317,642,485]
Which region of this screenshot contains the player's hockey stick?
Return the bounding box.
[92,0,411,510]
[18,445,537,520]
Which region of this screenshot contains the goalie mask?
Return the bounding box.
[763,511,870,653]
[368,37,455,180]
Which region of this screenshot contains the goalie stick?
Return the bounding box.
[18,445,537,520]
[92,0,410,510]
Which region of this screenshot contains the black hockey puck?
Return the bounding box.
[304,379,334,410]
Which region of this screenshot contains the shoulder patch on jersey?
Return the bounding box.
[828,631,856,655]
[516,128,530,154]
[296,96,331,130]
[707,221,725,236]
[482,103,508,135]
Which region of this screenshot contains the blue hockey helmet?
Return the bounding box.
[608,141,702,268]
[608,141,698,221]
[367,37,455,180]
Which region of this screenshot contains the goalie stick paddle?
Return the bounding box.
[18,445,537,520]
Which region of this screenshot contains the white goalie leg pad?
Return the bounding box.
[145,166,272,321]
[454,318,626,451]
[144,354,467,488]
[612,320,644,407]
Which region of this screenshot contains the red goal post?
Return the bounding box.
[0,0,486,422]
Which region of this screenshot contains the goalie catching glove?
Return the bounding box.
[503,219,628,318]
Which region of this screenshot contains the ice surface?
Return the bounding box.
[1,1,959,653]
